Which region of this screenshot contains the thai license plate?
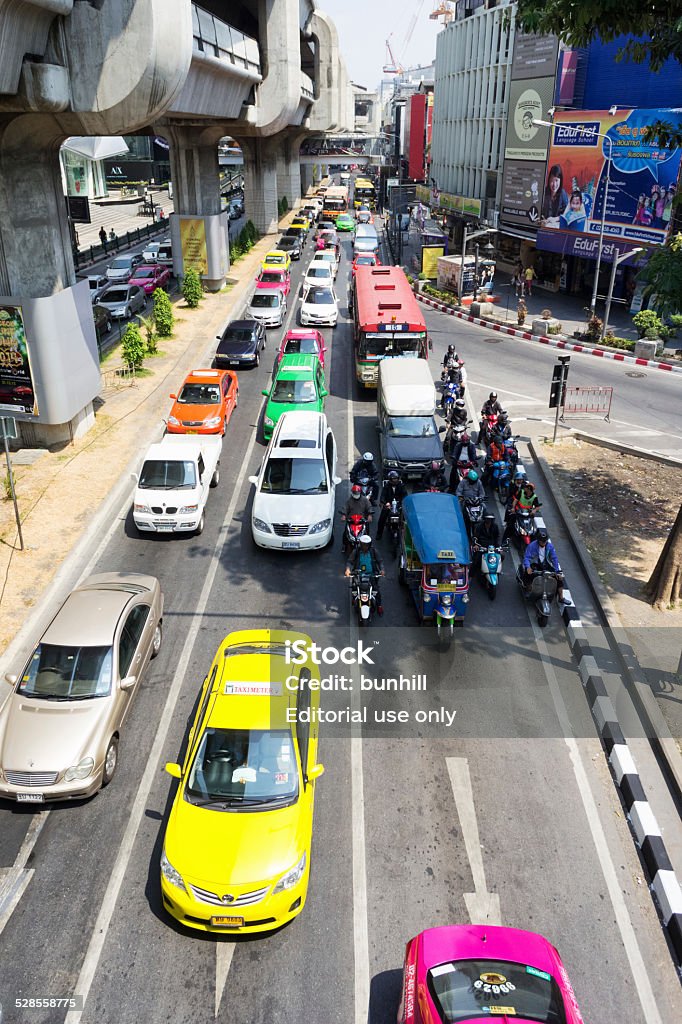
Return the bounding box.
[16,793,44,803]
[210,915,244,928]
[282,541,300,549]
[229,361,240,367]
[156,524,175,532]
[186,430,197,435]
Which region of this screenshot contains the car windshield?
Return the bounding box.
[178,384,220,405]
[307,267,330,279]
[18,643,114,699]
[387,416,437,437]
[305,289,334,305]
[265,255,285,264]
[260,272,283,284]
[139,459,197,489]
[130,267,152,279]
[428,959,566,1024]
[223,328,253,343]
[284,338,319,356]
[261,456,328,494]
[102,289,128,303]
[278,238,297,249]
[110,258,131,270]
[426,563,466,587]
[271,378,318,404]
[186,727,299,807]
[251,294,279,308]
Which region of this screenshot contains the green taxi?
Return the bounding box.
[262,354,328,440]
[335,212,355,232]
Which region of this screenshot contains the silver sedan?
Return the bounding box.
[98,283,148,319]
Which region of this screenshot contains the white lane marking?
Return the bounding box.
[215,942,236,1018]
[65,429,261,1024]
[346,343,370,1024]
[466,380,543,402]
[445,758,501,926]
[0,811,49,937]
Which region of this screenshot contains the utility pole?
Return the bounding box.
[549,356,570,443]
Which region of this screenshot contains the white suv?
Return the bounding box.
[248,411,340,550]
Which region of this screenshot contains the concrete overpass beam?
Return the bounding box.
[248,0,302,135]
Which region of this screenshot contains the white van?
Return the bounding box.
[377,359,445,479]
[353,223,379,255]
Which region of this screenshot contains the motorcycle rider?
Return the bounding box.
[502,480,541,542]
[455,468,486,507]
[505,470,527,515]
[482,433,507,485]
[496,411,513,440]
[442,343,459,368]
[523,527,566,603]
[421,460,447,492]
[345,534,385,615]
[451,430,478,471]
[479,390,504,438]
[376,470,407,541]
[350,450,380,504]
[341,484,372,548]
[472,512,502,573]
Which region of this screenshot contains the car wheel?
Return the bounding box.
[210,464,220,487]
[105,318,112,334]
[254,351,260,367]
[196,511,205,535]
[234,390,239,407]
[151,620,163,658]
[125,307,131,318]
[102,736,119,787]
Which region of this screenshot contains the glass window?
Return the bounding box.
[251,294,279,308]
[284,337,319,356]
[428,958,566,1024]
[186,728,299,806]
[296,670,311,773]
[18,644,114,699]
[139,459,197,489]
[305,289,334,305]
[261,456,328,494]
[387,416,436,438]
[223,328,253,343]
[177,383,221,404]
[271,378,317,404]
[110,257,132,270]
[426,564,466,587]
[120,604,150,673]
[102,289,128,303]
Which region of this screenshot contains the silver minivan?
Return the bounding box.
[353,223,379,255]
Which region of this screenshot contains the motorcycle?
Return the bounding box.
[341,512,369,554]
[353,469,376,503]
[490,458,513,503]
[503,436,520,466]
[474,544,505,600]
[444,420,472,455]
[516,566,559,627]
[462,497,485,538]
[441,380,460,417]
[512,507,540,548]
[479,412,499,446]
[350,571,379,626]
[385,497,401,555]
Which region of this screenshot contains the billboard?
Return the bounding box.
[511,33,560,81]
[504,78,556,162]
[539,109,682,246]
[500,159,545,227]
[179,218,208,275]
[0,305,38,416]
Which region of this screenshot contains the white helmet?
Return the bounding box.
[359,534,372,546]
[362,451,374,462]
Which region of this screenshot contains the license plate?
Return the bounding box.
[282,541,300,549]
[229,361,240,367]
[210,915,244,928]
[17,793,44,803]
[156,524,175,532]
[186,430,197,435]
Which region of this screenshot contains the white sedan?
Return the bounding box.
[303,262,334,290]
[249,411,340,550]
[300,285,338,328]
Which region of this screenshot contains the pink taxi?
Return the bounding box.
[254,267,291,297]
[398,925,583,1024]
[276,329,327,369]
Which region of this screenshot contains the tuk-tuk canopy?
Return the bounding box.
[402,493,470,566]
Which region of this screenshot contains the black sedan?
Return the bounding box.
[213,319,266,369]
[276,235,303,260]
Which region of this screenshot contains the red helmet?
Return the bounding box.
[351,484,362,497]
[431,460,440,471]
[461,431,470,443]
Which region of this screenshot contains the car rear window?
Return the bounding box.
[102,289,128,302]
[427,959,567,1024]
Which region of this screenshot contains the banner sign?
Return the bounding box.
[421,246,444,278]
[536,229,646,263]
[539,108,682,246]
[0,305,38,416]
[500,159,545,227]
[179,218,208,275]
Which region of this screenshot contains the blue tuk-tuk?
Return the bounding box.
[399,493,471,642]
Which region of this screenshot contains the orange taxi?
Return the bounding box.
[166,368,238,436]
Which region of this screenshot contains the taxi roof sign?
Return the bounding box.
[224,681,283,697]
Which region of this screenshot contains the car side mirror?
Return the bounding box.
[333,476,342,486]
[130,471,139,483]
[248,475,258,485]
[4,673,17,685]
[165,762,182,779]
[307,763,325,782]
[120,675,137,691]
[262,389,269,397]
[320,389,328,398]
[438,425,446,433]
[169,393,177,400]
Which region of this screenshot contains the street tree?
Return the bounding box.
[515,1,682,147]
[644,504,682,609]
[120,322,145,370]
[153,287,174,337]
[638,232,682,319]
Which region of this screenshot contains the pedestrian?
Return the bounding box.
[524,265,536,296]
[108,228,116,242]
[98,225,107,247]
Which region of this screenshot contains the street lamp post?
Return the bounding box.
[601,247,644,340]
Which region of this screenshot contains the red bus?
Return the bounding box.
[350,266,430,387]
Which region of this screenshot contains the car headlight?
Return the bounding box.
[167,415,180,426]
[253,517,272,533]
[384,460,398,469]
[309,519,331,534]
[64,757,95,782]
[272,852,307,894]
[161,849,186,892]
[179,504,199,514]
[134,503,151,514]
[204,416,222,428]
[264,417,274,427]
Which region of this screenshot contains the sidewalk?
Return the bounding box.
[77,189,175,250]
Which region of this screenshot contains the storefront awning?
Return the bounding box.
[62,137,129,161]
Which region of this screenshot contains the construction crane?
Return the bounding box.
[429,1,454,24]
[382,36,404,75]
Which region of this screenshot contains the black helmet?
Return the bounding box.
[483,513,495,523]
[536,527,548,543]
[387,470,399,481]
[447,344,455,353]
[489,391,498,400]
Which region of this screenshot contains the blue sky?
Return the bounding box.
[318,0,442,91]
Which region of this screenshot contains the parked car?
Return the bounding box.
[86,274,110,304]
[213,319,266,368]
[98,283,147,319]
[255,268,291,297]
[0,573,163,802]
[133,434,222,535]
[142,240,161,262]
[128,263,171,295]
[276,235,303,260]
[299,285,339,328]
[167,368,239,436]
[249,411,340,550]
[93,303,112,338]
[247,289,287,329]
[156,240,173,268]
[276,329,327,369]
[105,253,144,282]
[261,353,328,440]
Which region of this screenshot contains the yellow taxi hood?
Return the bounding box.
[165,795,309,886]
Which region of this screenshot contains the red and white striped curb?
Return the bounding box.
[417,294,682,375]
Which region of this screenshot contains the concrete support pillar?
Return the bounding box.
[165,125,229,291]
[275,132,304,210]
[241,136,279,236]
[300,164,314,196]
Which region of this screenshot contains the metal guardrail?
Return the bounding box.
[192,4,260,74]
[100,367,137,392]
[560,385,613,421]
[73,217,169,272]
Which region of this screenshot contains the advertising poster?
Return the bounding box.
[179,217,208,275]
[0,305,38,416]
[500,159,545,227]
[539,108,682,245]
[421,246,444,278]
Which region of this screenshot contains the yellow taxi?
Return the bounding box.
[160,629,324,933]
[289,216,310,237]
[261,249,292,273]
